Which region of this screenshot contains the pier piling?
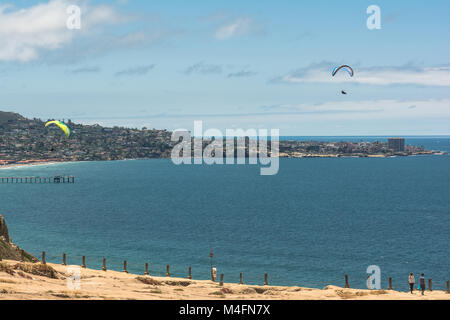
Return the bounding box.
[345,275,349,288]
[264,273,268,286]
[42,251,46,265]
[166,265,170,277]
[0,175,75,184]
[123,261,128,273]
[388,277,393,290]
[447,281,449,294]
[188,266,192,280]
[62,253,67,266]
[219,274,224,286]
[102,258,107,271]
[82,256,86,268]
[145,263,149,276]
[428,279,432,292]
[240,273,243,285]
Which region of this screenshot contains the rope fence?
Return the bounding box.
[40,252,196,279]
[16,251,445,292]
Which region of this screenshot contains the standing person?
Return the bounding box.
[211,266,217,282]
[419,274,426,295]
[408,273,415,294]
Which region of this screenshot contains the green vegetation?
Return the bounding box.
[0,262,59,279]
[150,289,163,294]
[135,276,162,285]
[0,239,8,250]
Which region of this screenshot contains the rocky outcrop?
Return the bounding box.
[0,214,37,262]
[0,214,10,243]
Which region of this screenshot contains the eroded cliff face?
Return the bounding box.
[0,214,37,262]
[0,214,10,243]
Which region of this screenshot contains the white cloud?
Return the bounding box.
[276,63,450,87]
[69,99,450,135]
[0,0,128,62]
[259,99,450,120]
[214,18,253,40]
[73,99,450,121]
[83,4,130,27]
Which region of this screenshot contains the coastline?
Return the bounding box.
[278,151,448,159]
[0,260,448,300]
[0,151,447,171]
[0,160,79,170]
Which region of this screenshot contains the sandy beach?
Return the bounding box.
[0,161,75,170]
[0,260,448,300]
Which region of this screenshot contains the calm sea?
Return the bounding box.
[1,137,449,290]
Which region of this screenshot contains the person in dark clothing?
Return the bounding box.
[419,274,426,295]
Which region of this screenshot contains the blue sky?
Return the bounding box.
[0,0,449,135]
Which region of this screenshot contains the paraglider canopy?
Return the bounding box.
[332,65,354,77]
[45,121,71,139]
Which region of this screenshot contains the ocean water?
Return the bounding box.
[1,137,449,290]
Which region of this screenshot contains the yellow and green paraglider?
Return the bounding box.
[45,121,71,139]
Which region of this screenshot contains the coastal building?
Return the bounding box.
[388,138,405,152]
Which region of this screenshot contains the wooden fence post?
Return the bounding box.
[62,253,67,266]
[188,266,192,280]
[219,274,224,286]
[145,263,149,276]
[264,273,268,286]
[389,277,393,290]
[42,251,46,265]
[240,272,243,285]
[102,258,107,271]
[82,256,86,268]
[345,275,349,288]
[123,260,128,273]
[166,264,170,277]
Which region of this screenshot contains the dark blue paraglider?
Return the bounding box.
[332,65,354,77]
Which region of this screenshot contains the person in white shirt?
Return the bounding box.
[408,273,415,294]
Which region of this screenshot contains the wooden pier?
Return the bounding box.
[0,176,75,184]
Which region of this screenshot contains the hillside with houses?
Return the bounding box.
[0,111,174,165]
